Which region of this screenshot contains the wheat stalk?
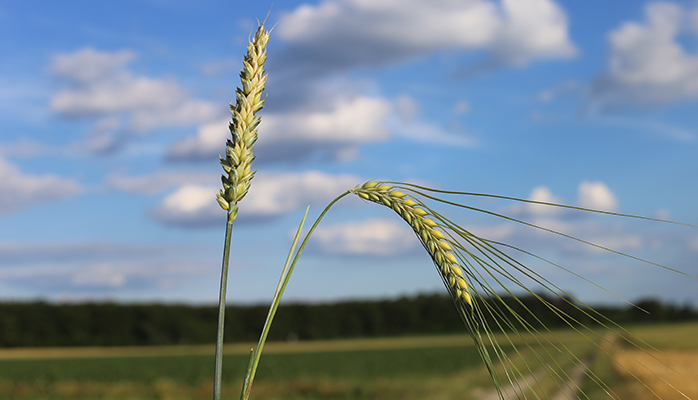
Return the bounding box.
[213,23,270,400]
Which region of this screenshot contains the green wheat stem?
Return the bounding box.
[213,215,234,400]
[240,205,310,400]
[239,192,351,399]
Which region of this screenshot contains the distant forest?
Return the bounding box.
[0,293,696,347]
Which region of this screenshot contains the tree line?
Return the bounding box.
[0,293,695,347]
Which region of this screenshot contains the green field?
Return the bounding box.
[0,323,696,400]
[0,335,506,400]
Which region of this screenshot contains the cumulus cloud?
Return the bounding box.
[504,185,567,219]
[0,240,209,295]
[167,119,230,161]
[151,171,361,227]
[256,94,391,159]
[50,48,222,137]
[1,259,208,293]
[150,184,223,227]
[51,48,135,82]
[168,91,476,163]
[492,181,646,263]
[312,219,417,256]
[508,181,619,219]
[168,94,392,163]
[0,157,82,215]
[577,181,618,212]
[527,186,565,216]
[275,0,576,77]
[590,2,698,110]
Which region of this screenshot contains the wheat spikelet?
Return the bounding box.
[217,24,270,223]
[351,182,472,305]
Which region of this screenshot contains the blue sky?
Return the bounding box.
[1,0,697,306]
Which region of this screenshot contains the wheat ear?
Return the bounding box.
[217,24,270,222]
[351,182,472,306]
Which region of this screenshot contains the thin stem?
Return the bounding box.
[239,192,350,399]
[240,205,311,400]
[213,214,234,400]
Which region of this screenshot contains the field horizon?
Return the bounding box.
[0,322,697,399]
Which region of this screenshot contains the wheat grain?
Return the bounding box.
[217,24,270,223]
[351,182,472,305]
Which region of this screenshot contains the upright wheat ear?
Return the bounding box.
[217,25,270,222]
[351,182,472,306]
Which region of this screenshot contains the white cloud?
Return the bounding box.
[1,259,208,293]
[241,171,360,217]
[590,2,698,109]
[168,90,478,164]
[507,181,619,219]
[50,48,222,133]
[151,171,361,226]
[277,0,576,76]
[493,0,578,65]
[494,182,641,261]
[261,96,391,145]
[71,264,127,288]
[51,48,134,83]
[167,119,230,161]
[475,218,643,261]
[577,181,618,212]
[151,184,222,226]
[504,185,565,218]
[0,157,82,214]
[0,239,208,294]
[527,186,565,216]
[168,94,392,162]
[312,219,417,256]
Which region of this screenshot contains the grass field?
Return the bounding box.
[0,323,696,399]
[0,334,511,400]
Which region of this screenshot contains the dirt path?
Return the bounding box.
[549,361,587,400]
[476,361,588,400]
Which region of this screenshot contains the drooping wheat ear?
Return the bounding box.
[351,182,472,306]
[217,24,270,223]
